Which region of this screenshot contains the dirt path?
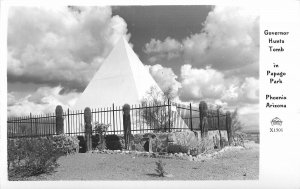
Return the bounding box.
[26,144,259,180]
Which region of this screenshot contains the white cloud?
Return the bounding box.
[146,64,181,97]
[143,5,259,118]
[144,37,182,62]
[182,6,259,72]
[179,65,259,107]
[180,65,226,101]
[7,86,80,117]
[143,5,259,77]
[8,6,129,91]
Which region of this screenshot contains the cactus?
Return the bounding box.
[55,105,64,134]
[199,101,208,137]
[84,107,92,125]
[84,107,92,152]
[226,111,232,145]
[122,104,131,150]
[199,101,208,117]
[122,104,130,115]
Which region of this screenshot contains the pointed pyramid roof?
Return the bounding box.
[72,37,162,110]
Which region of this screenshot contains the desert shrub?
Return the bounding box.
[220,137,228,148]
[92,135,99,149]
[119,136,126,149]
[155,159,167,177]
[133,134,143,144]
[232,132,246,147]
[131,143,145,151]
[94,122,110,151]
[105,135,122,150]
[189,137,214,156]
[8,135,79,178]
[130,134,146,151]
[51,135,79,154]
[77,136,86,153]
[167,144,189,154]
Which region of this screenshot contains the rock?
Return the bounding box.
[143,133,156,139]
[164,173,174,178]
[167,133,176,142]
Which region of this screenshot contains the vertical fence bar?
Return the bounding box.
[168,100,171,132]
[46,114,49,135]
[217,108,222,148]
[35,115,38,136]
[138,104,140,133]
[199,103,202,133]
[131,105,134,133]
[135,104,137,133]
[113,104,115,135]
[189,103,193,131]
[30,113,33,136]
[97,108,100,124]
[67,109,70,136]
[40,115,43,136]
[106,107,108,125]
[100,108,103,125]
[141,104,144,133]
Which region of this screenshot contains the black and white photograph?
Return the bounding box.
[0,0,300,188]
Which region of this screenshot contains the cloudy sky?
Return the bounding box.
[7,5,259,130]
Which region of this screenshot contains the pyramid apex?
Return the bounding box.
[116,35,129,44]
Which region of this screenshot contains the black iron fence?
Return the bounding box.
[7,101,230,138]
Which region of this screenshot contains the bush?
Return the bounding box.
[167,144,189,154]
[8,135,79,178]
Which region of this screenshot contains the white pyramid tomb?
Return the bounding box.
[73,37,163,110]
[70,37,188,133]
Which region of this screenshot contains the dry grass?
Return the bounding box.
[12,142,259,181]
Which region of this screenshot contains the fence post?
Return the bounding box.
[189,103,193,131]
[113,103,115,135]
[168,99,171,132]
[217,108,223,148]
[84,107,92,152]
[55,105,64,135]
[67,108,70,135]
[30,113,33,136]
[226,111,232,145]
[199,101,208,137]
[123,104,131,150]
